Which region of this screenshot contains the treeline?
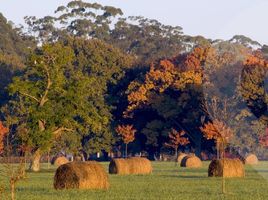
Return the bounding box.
[0,0,268,171]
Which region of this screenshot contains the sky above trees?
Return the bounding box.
[0,0,267,45]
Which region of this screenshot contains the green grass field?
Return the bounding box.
[1,161,268,200]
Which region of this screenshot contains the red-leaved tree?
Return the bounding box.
[165,129,189,158]
[116,125,136,158]
[200,120,233,159]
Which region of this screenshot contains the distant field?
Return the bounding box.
[1,161,268,200]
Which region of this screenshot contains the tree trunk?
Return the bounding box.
[216,141,220,159]
[47,151,50,169]
[29,149,41,172]
[10,180,15,200]
[221,139,226,194]
[175,147,178,166]
[125,143,128,158]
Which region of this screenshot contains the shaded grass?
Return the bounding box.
[1,161,268,200]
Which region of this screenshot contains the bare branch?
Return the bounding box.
[40,65,52,107]
[52,127,73,138]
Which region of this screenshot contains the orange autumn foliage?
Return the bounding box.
[200,120,233,145]
[165,129,189,150]
[0,121,9,154]
[243,51,268,67]
[116,125,136,144]
[184,47,212,70]
[124,47,212,117]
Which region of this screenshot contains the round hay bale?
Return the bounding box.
[54,161,109,190]
[208,159,245,178]
[245,154,258,165]
[109,159,130,175]
[177,153,187,165]
[180,156,202,168]
[52,156,69,167]
[109,157,152,175]
[128,157,152,174]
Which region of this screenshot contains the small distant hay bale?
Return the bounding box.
[208,159,245,178]
[180,156,202,168]
[177,153,187,165]
[54,161,109,190]
[109,157,152,175]
[245,154,258,165]
[52,156,69,167]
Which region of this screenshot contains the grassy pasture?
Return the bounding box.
[1,161,268,200]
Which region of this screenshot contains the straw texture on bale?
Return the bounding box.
[109,157,152,175]
[109,159,129,175]
[177,153,187,165]
[52,156,69,167]
[245,154,258,165]
[208,159,245,178]
[54,161,109,190]
[180,156,202,168]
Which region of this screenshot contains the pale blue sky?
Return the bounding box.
[1,0,267,44]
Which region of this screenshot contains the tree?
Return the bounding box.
[65,38,133,157]
[8,42,106,171]
[200,120,233,194]
[116,124,136,158]
[0,13,35,106]
[229,35,261,49]
[200,120,233,159]
[24,0,123,43]
[8,43,75,171]
[7,38,133,170]
[240,52,268,124]
[0,118,26,200]
[165,129,189,158]
[123,47,209,157]
[23,1,189,65]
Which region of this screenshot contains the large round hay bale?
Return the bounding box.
[177,153,187,165]
[52,156,69,167]
[109,158,130,175]
[109,157,152,175]
[54,161,109,190]
[128,157,152,174]
[245,154,258,165]
[180,156,202,168]
[208,159,245,178]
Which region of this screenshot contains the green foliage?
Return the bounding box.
[5,37,133,156]
[0,13,35,105]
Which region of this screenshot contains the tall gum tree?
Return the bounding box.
[8,43,75,171]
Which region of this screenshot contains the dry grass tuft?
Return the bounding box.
[54,161,109,190]
[208,158,245,178]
